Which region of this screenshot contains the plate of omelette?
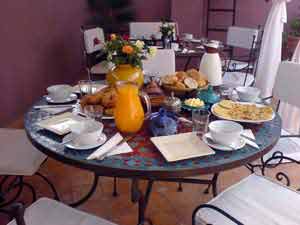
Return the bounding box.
[211,100,275,124]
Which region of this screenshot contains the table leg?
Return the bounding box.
[131,179,154,225]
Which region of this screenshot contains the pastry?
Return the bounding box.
[184,77,198,89]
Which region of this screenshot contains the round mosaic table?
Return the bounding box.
[24,99,282,225]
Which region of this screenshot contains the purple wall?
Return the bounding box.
[0,0,89,126]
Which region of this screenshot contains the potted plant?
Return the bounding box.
[105,34,157,88]
[160,21,175,49]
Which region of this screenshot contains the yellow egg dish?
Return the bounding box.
[184,98,204,108]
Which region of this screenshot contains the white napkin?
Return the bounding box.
[87,133,133,160]
[41,107,71,115]
[242,129,259,149]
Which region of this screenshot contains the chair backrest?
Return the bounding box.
[129,22,178,40]
[273,61,300,108]
[142,49,176,77]
[226,26,259,50]
[83,27,105,54]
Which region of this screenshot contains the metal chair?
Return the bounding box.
[142,49,176,78]
[222,26,262,87]
[4,198,118,225]
[0,129,59,209]
[81,25,113,80]
[246,62,300,172]
[193,151,300,225]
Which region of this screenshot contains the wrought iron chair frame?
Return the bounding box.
[192,151,300,225]
[223,26,263,87]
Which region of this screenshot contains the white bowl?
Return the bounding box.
[70,120,104,146]
[47,84,73,101]
[209,120,243,146]
[236,86,261,102]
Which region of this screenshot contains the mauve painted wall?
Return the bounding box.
[0,0,89,126]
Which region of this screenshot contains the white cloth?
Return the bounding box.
[8,198,118,225]
[292,41,300,63]
[279,42,300,133]
[274,62,300,134]
[0,129,47,176]
[255,0,290,98]
[87,133,133,160]
[196,174,300,225]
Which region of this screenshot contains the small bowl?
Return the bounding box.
[209,120,243,146]
[70,120,104,146]
[47,84,73,100]
[236,86,261,102]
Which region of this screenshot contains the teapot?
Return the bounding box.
[114,81,151,133]
[199,42,223,86]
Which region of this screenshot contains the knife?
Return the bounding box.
[34,104,76,110]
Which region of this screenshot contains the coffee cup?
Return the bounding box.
[70,120,104,146]
[47,84,72,101]
[209,120,243,146]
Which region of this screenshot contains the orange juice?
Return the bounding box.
[114,83,145,133]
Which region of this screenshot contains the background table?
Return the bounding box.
[25,99,282,224]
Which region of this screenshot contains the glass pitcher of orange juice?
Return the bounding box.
[114,81,151,133]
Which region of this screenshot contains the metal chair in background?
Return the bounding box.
[0,129,59,210]
[81,26,113,81]
[142,49,176,79]
[222,26,263,87]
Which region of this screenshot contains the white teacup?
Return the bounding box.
[236,86,261,102]
[209,120,243,146]
[70,120,104,146]
[47,84,72,101]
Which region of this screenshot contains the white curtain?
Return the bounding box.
[255,0,290,98]
[278,40,300,134]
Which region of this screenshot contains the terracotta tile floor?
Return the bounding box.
[1,119,300,225]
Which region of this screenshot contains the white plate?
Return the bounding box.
[151,132,215,162]
[202,132,246,151]
[37,112,86,135]
[211,102,275,124]
[46,94,77,104]
[65,133,107,150]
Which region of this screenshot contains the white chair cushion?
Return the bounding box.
[8,198,118,225]
[226,26,259,50]
[223,72,255,87]
[196,174,300,225]
[84,28,105,54]
[142,49,175,77]
[90,61,113,75]
[0,129,47,176]
[262,129,300,164]
[223,60,253,71]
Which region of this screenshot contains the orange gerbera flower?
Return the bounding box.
[122,45,134,54]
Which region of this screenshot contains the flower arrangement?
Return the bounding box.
[105,34,157,68]
[160,22,175,38]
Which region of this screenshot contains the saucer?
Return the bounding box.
[65,133,107,151]
[202,132,246,151]
[46,94,78,104]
